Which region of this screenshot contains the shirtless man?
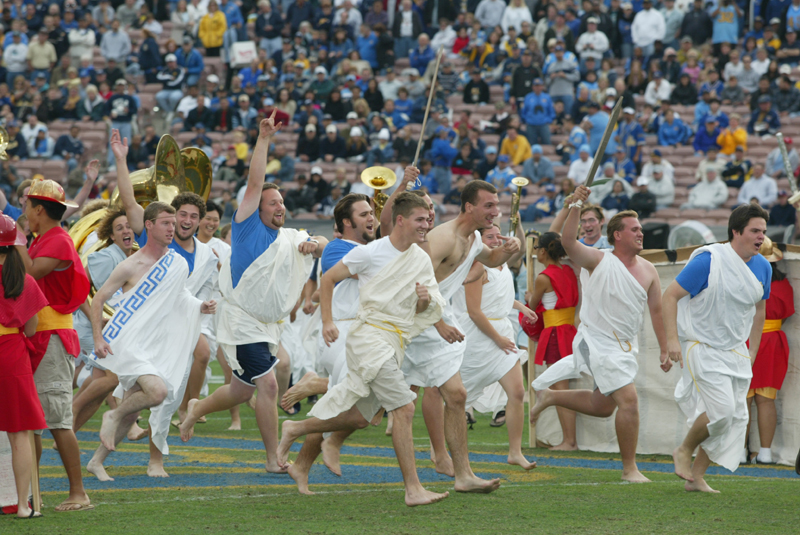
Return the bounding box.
[530,186,669,483]
[87,202,215,478]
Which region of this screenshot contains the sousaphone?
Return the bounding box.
[70,134,213,316]
[361,166,397,221]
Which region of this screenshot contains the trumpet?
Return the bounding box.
[361,166,397,221]
[508,177,529,236]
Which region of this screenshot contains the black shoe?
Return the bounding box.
[490,410,506,428]
[308,395,318,405]
[466,411,476,430]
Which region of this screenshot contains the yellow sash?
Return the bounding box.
[366,321,407,350]
[36,306,74,332]
[0,324,20,335]
[763,319,782,333]
[543,307,576,328]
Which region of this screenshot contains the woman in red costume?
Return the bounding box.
[747,238,794,464]
[521,232,579,451]
[0,214,48,518]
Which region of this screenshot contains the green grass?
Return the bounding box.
[8,362,800,534]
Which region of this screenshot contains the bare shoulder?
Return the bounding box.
[463,260,485,285]
[636,256,661,290]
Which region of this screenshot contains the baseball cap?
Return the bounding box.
[579,144,590,153]
[115,79,126,86]
[652,149,662,157]
[207,74,220,84]
[665,47,677,56]
[326,124,338,134]
[183,35,193,45]
[486,146,498,154]
[780,64,792,75]
[759,95,772,103]
[347,111,358,120]
[533,78,544,85]
[705,115,717,124]
[350,126,363,137]
[653,70,663,78]
[165,53,177,62]
[378,128,391,140]
[532,144,543,154]
[636,176,650,186]
[623,107,635,115]
[779,190,789,197]
[311,166,323,175]
[588,101,600,109]
[314,66,327,76]
[305,124,316,133]
[263,97,275,106]
[79,68,92,77]
[603,162,615,170]
[544,184,556,192]
[770,17,782,25]
[652,164,664,173]
[498,155,510,163]
[554,44,565,52]
[587,17,599,24]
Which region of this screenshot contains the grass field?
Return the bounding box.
[6,362,799,535]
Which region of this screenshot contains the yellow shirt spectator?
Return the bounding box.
[500,129,532,165]
[199,3,227,49]
[716,114,747,156]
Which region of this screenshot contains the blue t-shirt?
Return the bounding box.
[712,6,738,44]
[230,209,278,288]
[321,238,359,274]
[1,203,22,221]
[675,251,771,300]
[579,235,613,249]
[135,230,196,273]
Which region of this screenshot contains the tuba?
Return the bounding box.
[361,166,397,221]
[508,176,529,236]
[69,134,213,317]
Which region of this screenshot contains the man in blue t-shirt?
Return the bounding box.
[663,204,770,492]
[280,192,380,491]
[578,204,614,249]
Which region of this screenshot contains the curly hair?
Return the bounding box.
[170,192,207,219]
[96,208,127,244]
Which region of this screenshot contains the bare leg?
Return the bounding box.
[549,379,577,451]
[88,393,143,482]
[147,429,169,478]
[73,360,85,390]
[180,375,255,442]
[391,403,449,507]
[178,334,211,422]
[321,429,354,476]
[216,347,241,430]
[754,395,777,449]
[498,363,535,470]
[674,412,710,482]
[610,384,649,483]
[253,371,287,473]
[439,373,501,493]
[106,393,119,410]
[8,431,41,518]
[278,406,369,466]
[275,344,292,402]
[127,420,149,441]
[530,387,616,424]
[385,411,394,435]
[281,371,328,412]
[287,433,323,494]
[421,386,454,477]
[72,368,120,432]
[684,447,719,493]
[99,375,168,451]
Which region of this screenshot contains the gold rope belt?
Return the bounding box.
[543,307,576,328]
[686,340,751,393]
[36,306,73,332]
[366,321,407,350]
[763,319,783,333]
[0,324,20,335]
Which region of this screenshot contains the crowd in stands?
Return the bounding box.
[1,0,800,235]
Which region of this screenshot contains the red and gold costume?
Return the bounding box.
[520,264,579,365]
[0,274,49,432]
[749,278,795,399]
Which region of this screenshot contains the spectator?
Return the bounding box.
[345,126,368,162]
[297,123,321,162]
[749,76,775,111]
[521,183,558,221]
[545,44,580,112]
[138,29,162,84]
[475,0,506,29]
[392,126,416,162]
[616,107,645,166]
[412,159,438,193]
[736,163,778,208]
[430,125,458,194]
[649,165,675,209]
[68,15,95,67]
[430,18,457,53]
[522,144,555,185]
[156,54,186,119]
[487,154,517,194]
[177,36,205,87]
[101,19,131,65]
[77,84,105,121]
[720,75,746,106]
[255,0,283,58]
[522,78,556,145]
[4,121,28,160]
[680,168,728,209]
[769,190,797,227]
[575,17,609,66]
[105,79,138,168]
[475,145,498,180]
[721,146,752,188]
[463,37,496,69]
[117,0,139,28]
[500,126,532,166]
[643,71,672,107]
[185,97,214,132]
[694,147,726,182]
[27,28,57,82]
[774,75,800,115]
[544,13,576,54]
[629,176,657,218]
[511,49,540,106]
[632,0,665,57]
[5,32,28,86]
[392,0,422,59]
[284,174,316,214]
[777,29,800,67]
[558,114,588,164]
[28,127,55,159]
[310,67,335,102]
[711,1,742,48]
[567,144,593,185]
[694,116,722,155]
[356,24,379,71]
[320,124,347,162]
[612,145,637,183]
[317,183,344,218]
[752,47,770,77]
[680,0,713,46]
[307,166,331,205]
[463,69,489,104]
[748,95,781,136]
[379,68,404,102]
[53,125,84,173]
[409,34,434,74]
[766,137,800,177]
[213,96,234,132]
[660,0,684,50]
[443,176,468,205]
[601,178,631,214]
[582,101,615,158]
[738,55,760,94]
[716,114,747,156]
[199,1,227,57]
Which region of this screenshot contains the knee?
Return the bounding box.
[442,385,467,409]
[393,402,415,422]
[151,381,168,405]
[194,347,211,366]
[507,384,525,405]
[257,373,279,399]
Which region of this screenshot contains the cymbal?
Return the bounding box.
[361,166,397,190]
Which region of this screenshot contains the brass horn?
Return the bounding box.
[361,166,397,221]
[508,176,529,236]
[0,126,9,161]
[69,134,213,318]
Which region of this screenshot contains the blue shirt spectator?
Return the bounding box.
[409,42,435,74]
[356,29,379,69]
[712,5,740,44]
[693,117,722,153]
[521,90,556,126]
[658,113,690,146]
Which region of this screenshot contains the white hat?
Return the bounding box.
[314,66,327,76]
[606,87,617,97]
[350,126,363,137]
[378,128,390,140]
[346,111,358,120]
[623,107,635,115]
[207,74,220,84]
[311,166,323,175]
[636,176,650,186]
[304,123,316,133]
[165,53,177,62]
[326,124,338,134]
[779,64,792,75]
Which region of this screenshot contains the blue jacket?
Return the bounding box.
[693,126,721,153]
[613,158,637,183]
[430,137,458,167]
[238,67,262,88]
[748,109,781,136]
[658,118,689,146]
[287,1,314,32]
[617,121,645,163]
[412,172,438,194]
[521,92,555,127]
[54,135,84,158]
[221,1,244,28]
[176,48,204,76]
[409,46,435,74]
[700,111,729,129]
[256,11,283,39]
[357,32,379,69]
[138,36,162,74]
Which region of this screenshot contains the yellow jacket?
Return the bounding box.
[500,135,532,165]
[199,11,227,49]
[716,127,747,156]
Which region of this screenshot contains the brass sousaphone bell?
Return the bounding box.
[70,134,213,317]
[0,126,9,161]
[361,166,397,221]
[508,176,529,236]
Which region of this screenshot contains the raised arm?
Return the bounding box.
[644,262,670,372]
[662,279,690,369]
[506,217,527,269]
[561,185,603,271]
[236,110,283,224]
[548,195,572,233]
[63,159,101,220]
[91,260,134,358]
[111,129,145,234]
[474,235,521,268]
[320,260,352,346]
[379,166,419,235]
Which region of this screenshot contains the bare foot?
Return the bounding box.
[685,478,719,493]
[508,454,537,470]
[385,411,393,436]
[179,398,200,442]
[549,442,578,451]
[87,458,114,482]
[281,371,318,411]
[246,393,257,410]
[99,410,118,451]
[127,423,148,442]
[147,460,169,478]
[672,447,695,482]
[621,470,651,483]
[16,507,42,519]
[529,389,553,425]
[321,438,342,476]
[277,420,301,466]
[227,421,242,431]
[455,476,501,494]
[265,459,289,474]
[287,463,315,495]
[433,454,455,478]
[405,488,450,507]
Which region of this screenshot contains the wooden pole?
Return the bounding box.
[29,431,41,513]
[407,48,445,190]
[526,235,537,448]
